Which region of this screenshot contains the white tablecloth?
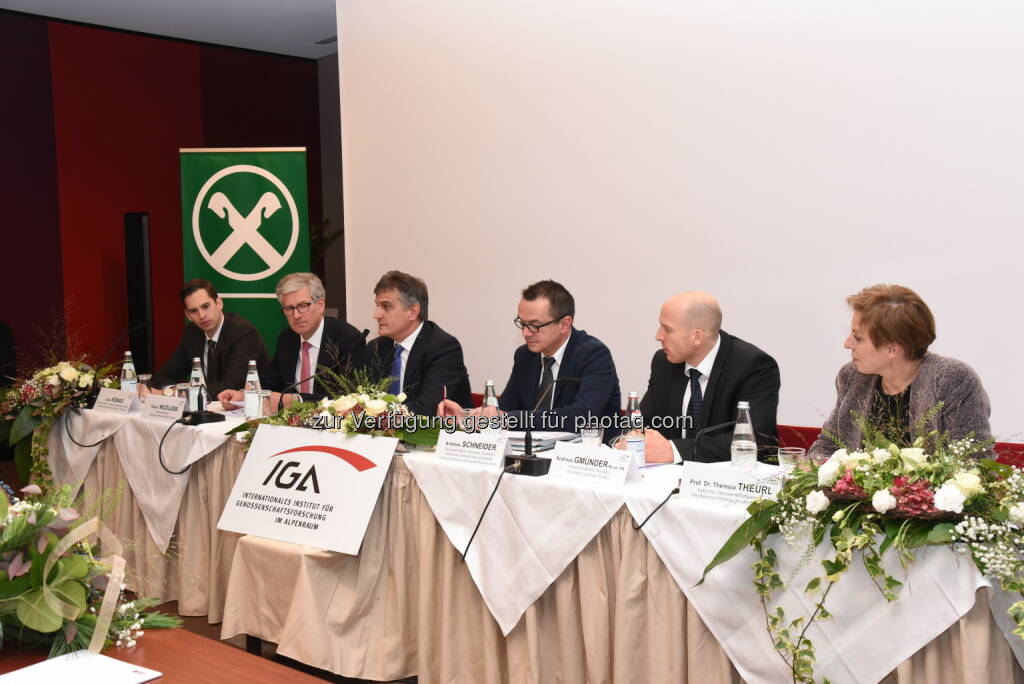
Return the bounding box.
[625,463,1023,683]
[48,409,241,551]
[403,452,624,635]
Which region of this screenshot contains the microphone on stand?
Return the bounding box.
[277,329,370,413]
[691,420,736,462]
[509,376,580,476]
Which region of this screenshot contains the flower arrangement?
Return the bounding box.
[230,370,440,449]
[1,360,118,488]
[701,407,1023,683]
[0,484,179,657]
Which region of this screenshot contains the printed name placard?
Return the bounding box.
[93,388,139,414]
[436,431,507,471]
[678,461,781,509]
[141,395,186,422]
[548,442,632,486]
[217,425,396,554]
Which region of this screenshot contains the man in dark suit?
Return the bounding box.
[639,291,779,463]
[217,272,366,406]
[366,271,471,415]
[149,279,270,399]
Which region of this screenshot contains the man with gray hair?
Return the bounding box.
[637,291,780,463]
[218,272,365,405]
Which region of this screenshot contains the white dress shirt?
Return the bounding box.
[393,322,424,392]
[293,317,326,391]
[537,335,571,409]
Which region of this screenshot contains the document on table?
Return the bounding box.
[0,650,161,683]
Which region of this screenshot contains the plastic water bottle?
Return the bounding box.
[188,357,205,412]
[120,351,137,395]
[625,391,646,477]
[730,401,757,469]
[243,360,262,418]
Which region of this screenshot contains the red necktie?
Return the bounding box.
[300,340,312,394]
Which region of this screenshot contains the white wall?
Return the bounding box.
[338,0,1024,440]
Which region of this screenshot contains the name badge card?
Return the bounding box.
[141,395,186,422]
[93,387,140,414]
[218,425,396,555]
[678,461,781,509]
[549,442,631,487]
[436,431,507,471]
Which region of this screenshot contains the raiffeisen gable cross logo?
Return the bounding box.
[192,164,300,282]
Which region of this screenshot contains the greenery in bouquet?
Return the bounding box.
[0,484,180,657]
[230,368,440,449]
[0,360,119,487]
[700,405,1023,683]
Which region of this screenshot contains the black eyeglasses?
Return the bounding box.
[513,316,560,333]
[281,300,320,316]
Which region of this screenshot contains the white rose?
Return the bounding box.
[806,490,830,514]
[363,399,388,416]
[59,366,80,382]
[871,448,892,462]
[320,397,332,409]
[951,470,983,498]
[871,489,897,514]
[818,459,842,487]
[358,393,370,404]
[57,362,70,371]
[47,375,61,387]
[934,481,966,514]
[842,451,870,469]
[396,392,407,403]
[1009,503,1024,526]
[332,395,358,413]
[829,448,848,463]
[78,373,94,389]
[900,447,928,465]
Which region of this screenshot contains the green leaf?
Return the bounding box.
[396,426,440,448]
[49,579,87,618]
[56,555,90,582]
[0,574,31,600]
[977,459,1011,480]
[697,502,778,585]
[225,420,260,436]
[9,406,40,446]
[15,588,63,633]
[925,522,955,545]
[13,437,31,485]
[902,521,931,548]
[0,492,7,522]
[805,577,821,593]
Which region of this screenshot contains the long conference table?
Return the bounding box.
[48,409,1024,683]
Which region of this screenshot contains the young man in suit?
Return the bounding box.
[217,272,366,407]
[149,279,270,398]
[638,291,780,463]
[438,280,621,434]
[366,271,472,415]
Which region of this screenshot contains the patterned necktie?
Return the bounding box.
[538,356,556,409]
[388,344,403,395]
[300,340,312,394]
[686,368,703,438]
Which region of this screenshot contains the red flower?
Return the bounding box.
[890,477,937,516]
[832,471,866,498]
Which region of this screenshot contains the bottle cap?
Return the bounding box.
[737,401,750,409]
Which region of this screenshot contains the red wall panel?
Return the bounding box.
[48,23,203,364]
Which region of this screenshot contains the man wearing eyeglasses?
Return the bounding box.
[440,280,620,434]
[150,279,270,398]
[218,272,366,407]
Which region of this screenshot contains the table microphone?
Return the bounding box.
[277,329,370,413]
[691,420,736,462]
[508,377,580,476]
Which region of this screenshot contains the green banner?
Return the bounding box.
[179,148,310,348]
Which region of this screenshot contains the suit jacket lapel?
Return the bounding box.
[403,322,430,391]
[668,362,686,433]
[700,332,733,431]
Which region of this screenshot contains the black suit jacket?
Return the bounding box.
[640,330,780,462]
[262,317,367,400]
[366,320,472,415]
[498,328,621,434]
[151,312,270,398]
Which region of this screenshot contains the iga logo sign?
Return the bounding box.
[191,164,300,281]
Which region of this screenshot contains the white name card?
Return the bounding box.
[218,426,396,555]
[678,461,781,509]
[93,387,139,414]
[436,431,507,471]
[548,442,632,486]
[141,395,186,422]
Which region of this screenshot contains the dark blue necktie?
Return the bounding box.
[388,344,403,395]
[537,356,556,409]
[685,368,702,437]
